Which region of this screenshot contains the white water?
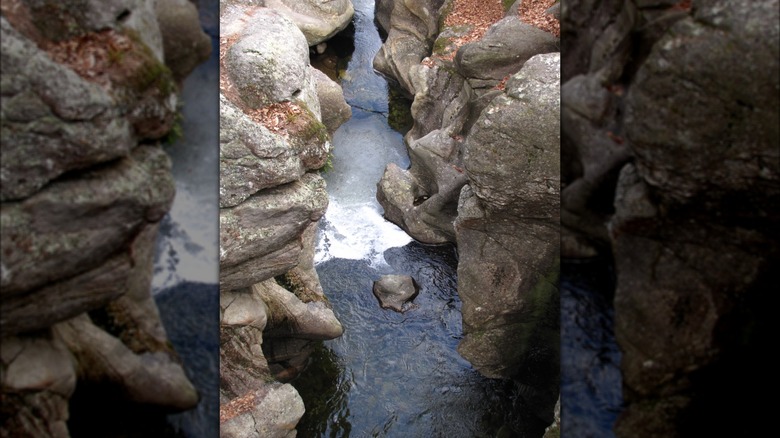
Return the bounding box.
[151,39,220,292]
[313,0,412,267]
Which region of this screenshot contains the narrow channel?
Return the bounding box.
[292,1,529,435]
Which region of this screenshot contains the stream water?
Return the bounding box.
[151,1,220,436]
[560,258,623,437]
[294,1,546,436]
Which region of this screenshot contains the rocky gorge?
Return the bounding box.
[218,0,562,436]
[0,0,211,436]
[374,0,562,434]
[561,0,778,436]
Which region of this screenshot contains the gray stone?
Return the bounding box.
[219,95,305,208]
[455,16,559,82]
[264,0,354,46]
[220,383,304,438]
[373,0,444,94]
[311,67,351,134]
[55,314,198,411]
[454,185,559,382]
[20,0,164,61]
[454,55,561,387]
[223,8,310,109]
[0,17,135,201]
[372,275,419,312]
[0,333,75,438]
[255,279,343,340]
[464,53,560,217]
[156,0,212,81]
[219,173,328,292]
[0,146,174,335]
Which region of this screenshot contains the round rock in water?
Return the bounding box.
[372,275,419,312]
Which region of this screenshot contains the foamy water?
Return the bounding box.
[315,199,412,266]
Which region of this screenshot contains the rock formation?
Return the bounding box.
[562,0,779,436]
[375,0,561,433]
[0,0,211,435]
[218,2,349,435]
[372,275,419,312]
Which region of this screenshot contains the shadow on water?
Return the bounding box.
[560,258,623,437]
[295,242,528,437]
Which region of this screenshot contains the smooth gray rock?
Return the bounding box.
[223,8,310,109]
[373,0,444,94]
[454,185,559,382]
[311,67,351,134]
[376,62,471,244]
[255,279,343,340]
[455,16,559,82]
[455,54,561,386]
[0,333,75,438]
[264,0,354,46]
[156,0,212,81]
[219,95,306,208]
[606,2,780,435]
[372,275,419,312]
[220,383,304,438]
[219,173,328,292]
[55,314,199,410]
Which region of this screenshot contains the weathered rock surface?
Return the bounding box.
[456,54,560,387]
[455,16,559,83]
[218,3,347,435]
[219,173,329,291]
[372,275,419,312]
[311,67,352,134]
[0,333,76,438]
[220,383,304,438]
[1,0,207,434]
[373,0,445,94]
[1,17,135,201]
[263,0,354,46]
[219,94,327,208]
[222,6,320,116]
[562,0,779,436]
[377,2,561,431]
[1,146,174,332]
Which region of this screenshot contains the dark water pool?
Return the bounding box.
[560,258,623,437]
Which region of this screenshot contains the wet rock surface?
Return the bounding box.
[372,274,420,312]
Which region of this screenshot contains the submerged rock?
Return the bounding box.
[372,275,420,312]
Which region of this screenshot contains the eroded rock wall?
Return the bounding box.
[218,2,349,435]
[375,0,561,432]
[0,0,211,435]
[562,0,779,435]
